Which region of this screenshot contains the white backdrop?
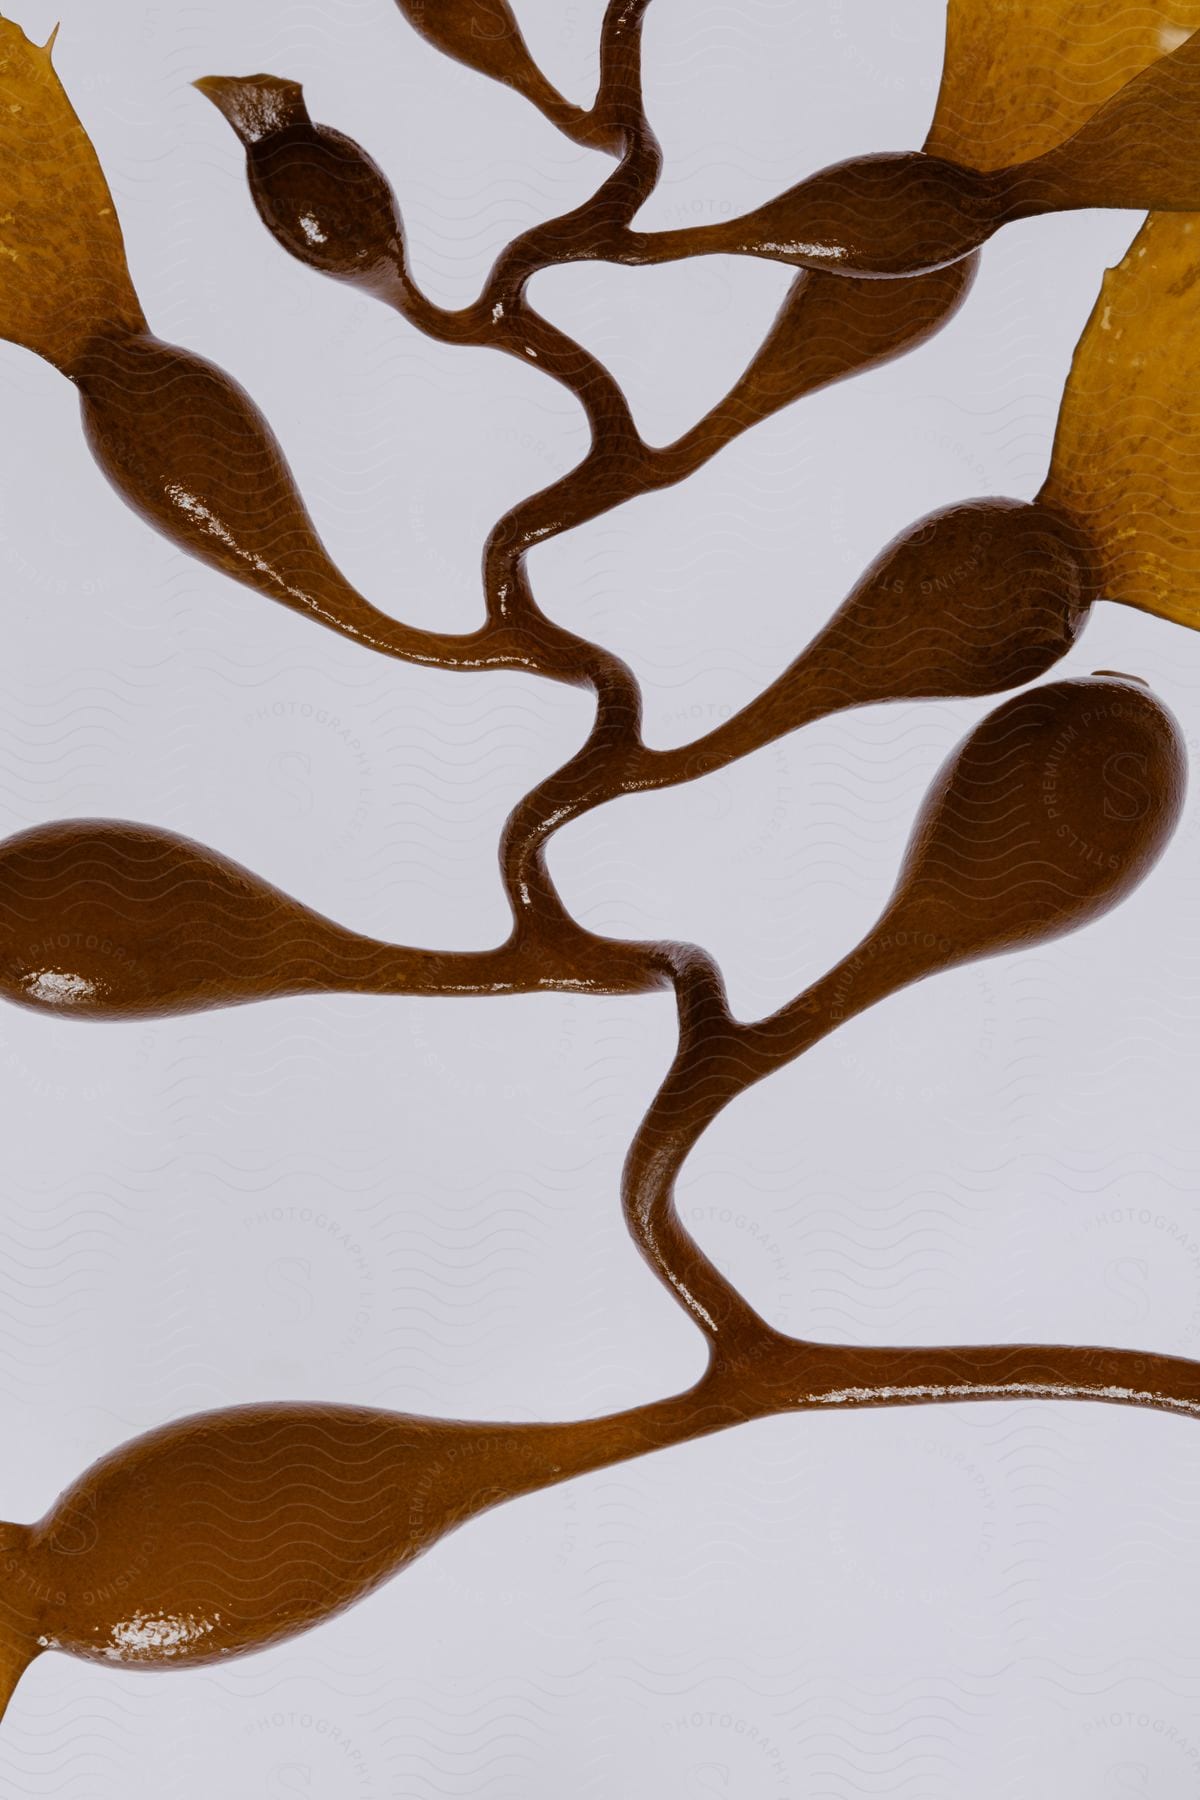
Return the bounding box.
[1,1,1199,1794]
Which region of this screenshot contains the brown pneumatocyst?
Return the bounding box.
[0,819,368,1020]
[711,256,980,430]
[889,674,1187,964]
[17,1407,468,1669]
[808,498,1099,705]
[250,124,405,285]
[71,331,357,617]
[719,151,1005,277]
[196,76,406,293]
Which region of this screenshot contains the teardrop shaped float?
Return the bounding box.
[0,820,422,1019]
[759,673,1186,1062]
[194,75,410,304]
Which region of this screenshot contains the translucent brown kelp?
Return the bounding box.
[0,677,1188,1729]
[0,21,144,369]
[8,0,1200,1758]
[926,0,1200,170]
[194,76,410,302]
[391,0,598,143]
[0,819,426,1020]
[1024,26,1200,211]
[72,334,426,655]
[1041,212,1200,629]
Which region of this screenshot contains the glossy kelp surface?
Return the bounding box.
[2,1331,1200,1716]
[3,0,1200,1752]
[0,678,1185,1730]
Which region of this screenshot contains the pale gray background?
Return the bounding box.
[0,0,1199,1793]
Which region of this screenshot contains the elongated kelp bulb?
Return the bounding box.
[194,76,410,304]
[0,1379,798,1719]
[880,674,1185,960]
[637,499,1098,792]
[668,258,981,456]
[390,0,597,142]
[0,1401,646,1710]
[0,819,436,1019]
[0,817,652,1019]
[659,152,1005,280]
[70,334,411,651]
[1040,211,1200,632]
[761,675,1187,1060]
[784,498,1095,700]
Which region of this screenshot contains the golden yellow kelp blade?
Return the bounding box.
[0,17,144,371]
[1041,212,1200,628]
[925,0,1200,170]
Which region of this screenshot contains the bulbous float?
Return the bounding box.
[805,507,1101,702]
[194,76,410,303]
[71,333,410,649]
[4,1261,1200,1727]
[802,499,1096,699]
[646,499,1100,787]
[0,820,429,1019]
[0,818,645,1020]
[768,674,1187,1055]
[884,673,1184,959]
[671,257,981,456]
[0,1395,707,1718]
[389,0,606,145]
[673,151,1006,280]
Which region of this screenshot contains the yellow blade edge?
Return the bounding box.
[0,17,145,372]
[1043,211,1200,630]
[925,0,1200,169]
